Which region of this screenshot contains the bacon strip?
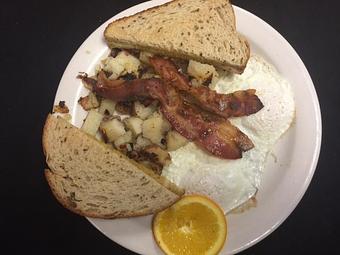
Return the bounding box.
[94,72,152,101]
[93,72,253,159]
[157,90,254,158]
[149,57,264,118]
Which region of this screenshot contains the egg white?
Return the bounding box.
[162,55,295,214]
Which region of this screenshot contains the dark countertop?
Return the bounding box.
[2,0,339,254]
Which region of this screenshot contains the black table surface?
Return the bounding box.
[2,0,339,254]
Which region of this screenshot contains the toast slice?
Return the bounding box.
[104,0,250,73]
[43,114,184,218]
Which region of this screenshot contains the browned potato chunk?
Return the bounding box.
[102,57,125,79]
[142,113,170,147]
[78,73,97,91]
[187,60,218,86]
[150,111,171,130]
[101,50,142,80]
[166,130,189,151]
[144,145,171,167]
[134,101,157,120]
[124,117,143,136]
[78,92,100,111]
[134,135,152,150]
[115,51,141,76]
[114,131,133,149]
[81,110,103,136]
[99,98,116,115]
[100,118,126,142]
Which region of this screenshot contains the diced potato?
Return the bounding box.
[124,117,143,136]
[144,145,171,167]
[153,112,171,136]
[99,98,116,115]
[79,74,97,91]
[152,111,171,130]
[101,50,142,79]
[136,145,171,174]
[149,110,161,119]
[81,110,103,136]
[100,118,126,142]
[102,56,125,79]
[115,51,141,76]
[89,93,100,107]
[142,117,164,145]
[114,131,133,149]
[142,114,171,147]
[187,60,218,85]
[134,101,157,120]
[166,130,189,151]
[78,92,100,111]
[139,51,154,64]
[134,135,152,150]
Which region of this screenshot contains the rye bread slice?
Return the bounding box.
[43,114,184,218]
[104,0,250,73]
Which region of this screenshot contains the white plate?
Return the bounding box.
[53,1,322,254]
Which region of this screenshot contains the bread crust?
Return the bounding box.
[42,113,52,157]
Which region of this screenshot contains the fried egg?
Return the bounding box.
[162,55,295,214]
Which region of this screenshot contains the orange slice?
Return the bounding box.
[152,195,227,255]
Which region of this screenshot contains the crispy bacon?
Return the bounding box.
[149,57,264,118]
[93,71,253,159]
[156,87,254,158]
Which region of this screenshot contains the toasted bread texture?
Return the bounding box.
[43,114,184,218]
[104,0,250,73]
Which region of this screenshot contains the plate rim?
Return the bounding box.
[230,5,322,254]
[53,1,322,254]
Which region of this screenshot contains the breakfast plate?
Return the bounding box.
[53,0,321,254]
